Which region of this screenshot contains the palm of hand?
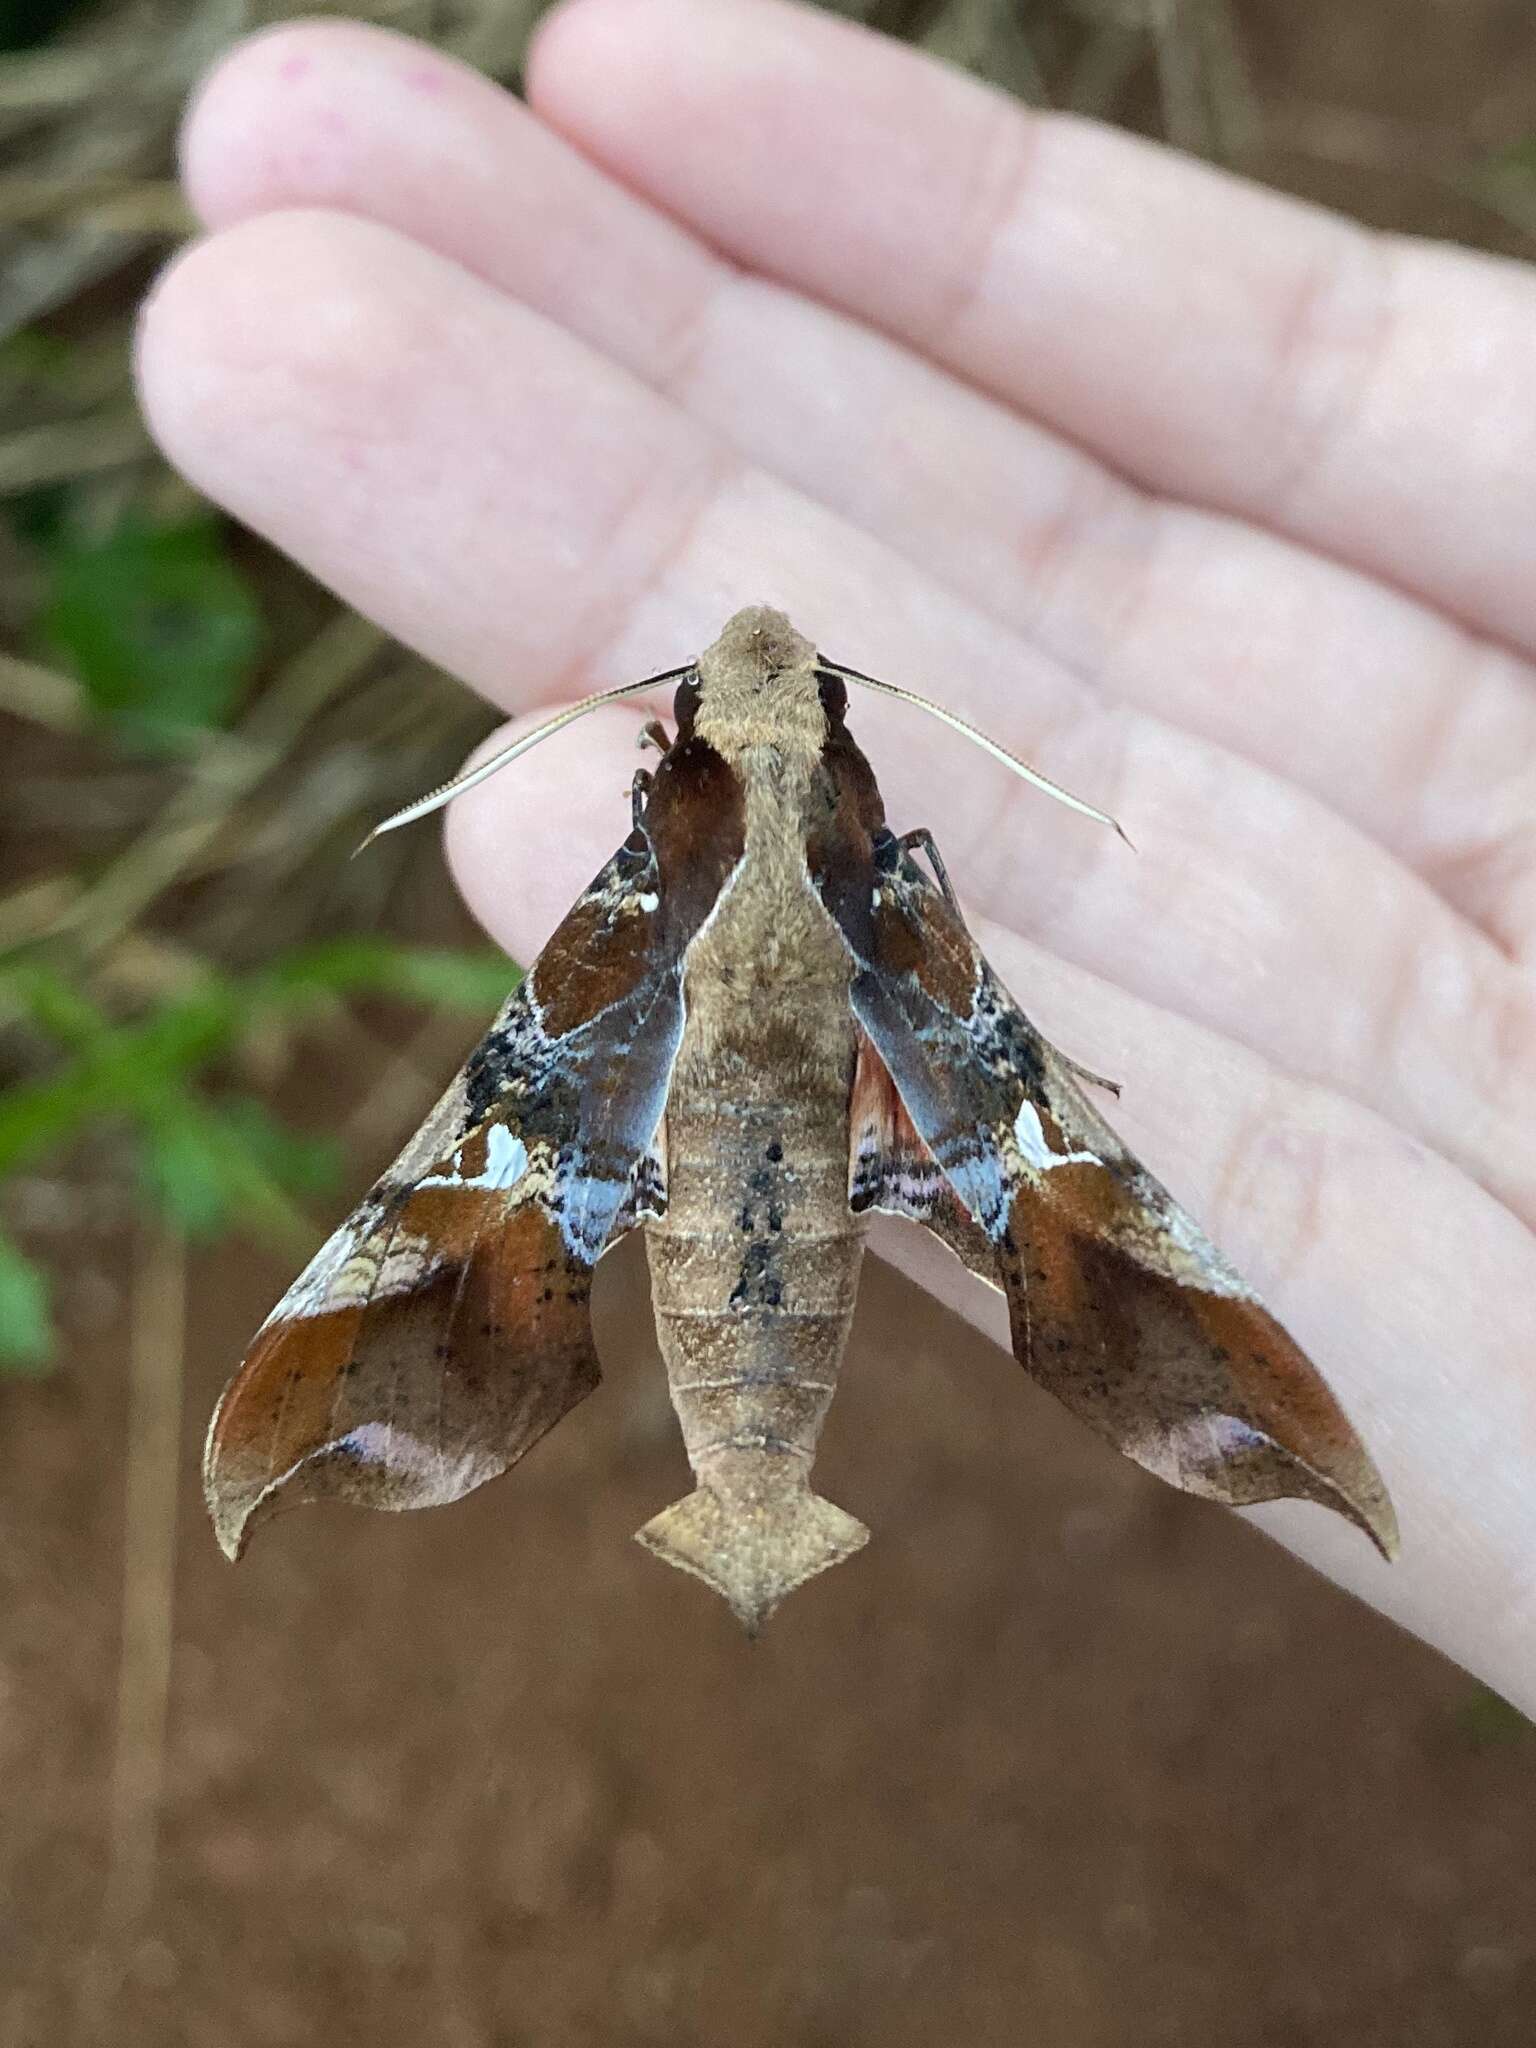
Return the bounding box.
[137,0,1536,1711]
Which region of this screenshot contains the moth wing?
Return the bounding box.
[206,895,661,1559]
[849,1030,999,1286]
[207,736,746,1558]
[838,845,1397,1557]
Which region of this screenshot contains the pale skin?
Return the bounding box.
[135,0,1536,1709]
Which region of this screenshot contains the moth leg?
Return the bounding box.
[1059,1051,1121,1098]
[897,827,961,914]
[631,767,654,832]
[637,718,672,756]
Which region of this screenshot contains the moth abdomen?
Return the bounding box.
[660,1343,843,1463]
[635,1460,868,1639]
[641,1054,868,1630]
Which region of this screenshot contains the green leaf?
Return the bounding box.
[221,1097,343,1205]
[0,330,76,381]
[7,484,71,550]
[0,958,109,1051]
[260,938,519,1011]
[0,1066,105,1180]
[0,1231,52,1375]
[137,1093,333,1249]
[137,1099,238,1237]
[42,514,263,752]
[379,946,521,1010]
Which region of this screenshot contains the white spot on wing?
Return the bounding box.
[1012,1098,1100,1172]
[417,1125,529,1192]
[482,1125,529,1188]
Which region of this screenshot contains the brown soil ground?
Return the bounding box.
[3,1186,1534,2046]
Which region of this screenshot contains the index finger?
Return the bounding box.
[531,0,1536,659]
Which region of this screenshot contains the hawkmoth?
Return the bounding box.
[205,607,1397,1632]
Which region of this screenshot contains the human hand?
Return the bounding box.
[135,0,1536,1709]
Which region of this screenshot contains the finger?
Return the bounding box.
[178,17,1536,961]
[135,209,730,703]
[179,18,708,399]
[531,0,1536,662]
[446,745,1536,1717]
[134,209,1536,1226]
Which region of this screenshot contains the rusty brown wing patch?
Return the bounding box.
[205,738,746,1560]
[848,1031,999,1284]
[826,838,1397,1559]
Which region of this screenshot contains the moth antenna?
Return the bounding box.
[355,664,696,852]
[824,661,1134,850]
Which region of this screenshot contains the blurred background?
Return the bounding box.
[2,1,1535,2043]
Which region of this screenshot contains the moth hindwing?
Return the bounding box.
[207,605,1396,1626]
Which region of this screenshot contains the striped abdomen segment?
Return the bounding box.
[639,1089,868,1630]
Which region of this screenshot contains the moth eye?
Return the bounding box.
[871,827,901,873]
[672,676,702,728]
[816,670,848,722]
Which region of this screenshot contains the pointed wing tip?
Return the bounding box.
[204,1452,261,1561]
[1355,1485,1400,1564]
[204,1414,286,1562]
[1311,1484,1399,1566]
[1304,1432,1399,1563]
[1256,1448,1399,1564]
[1371,1521,1401,1564]
[203,1413,247,1560]
[206,1490,253,1563]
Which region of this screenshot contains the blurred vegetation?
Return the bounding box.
[1,0,1534,1376]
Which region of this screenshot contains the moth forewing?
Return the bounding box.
[208,603,1396,1631]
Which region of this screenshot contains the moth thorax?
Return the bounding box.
[695,688,822,757]
[695,607,826,759]
[699,605,817,682]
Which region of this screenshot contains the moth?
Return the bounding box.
[205,607,1397,1631]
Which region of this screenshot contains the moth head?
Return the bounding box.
[691,606,829,759]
